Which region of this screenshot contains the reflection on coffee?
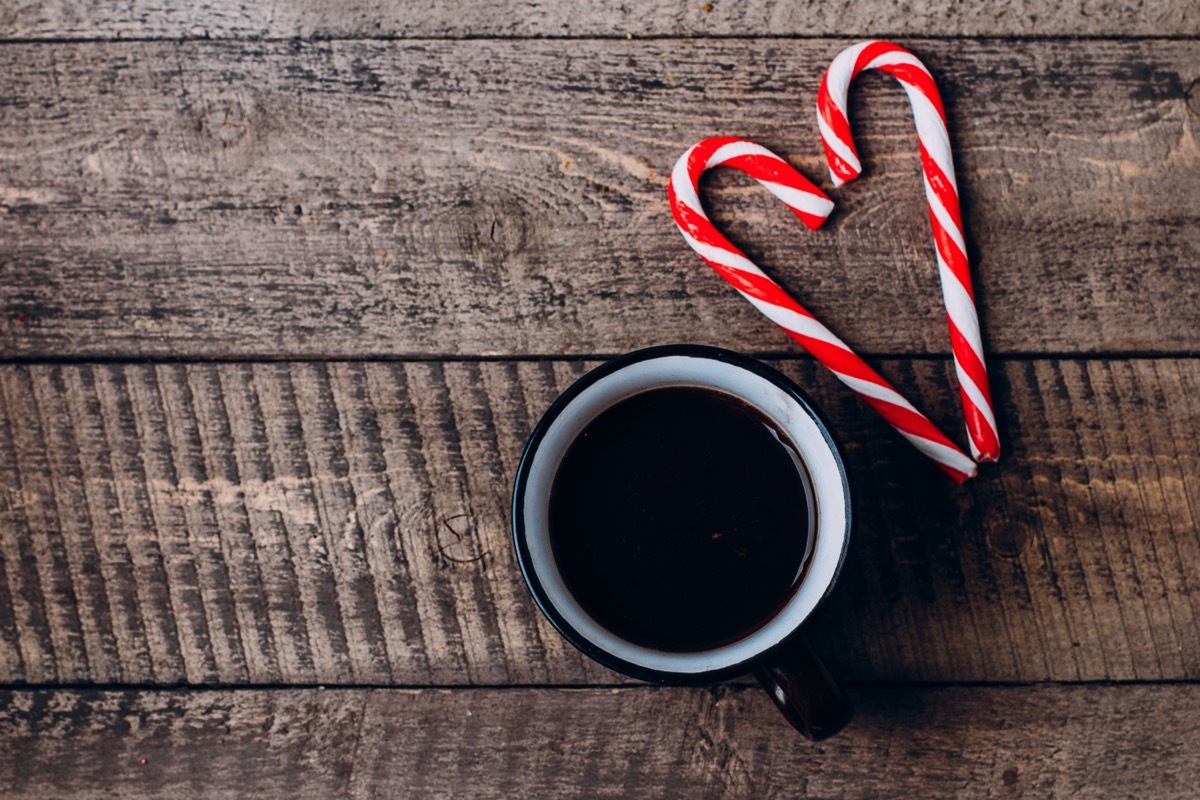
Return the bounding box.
[549,387,815,653]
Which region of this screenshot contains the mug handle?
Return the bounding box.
[754,637,852,740]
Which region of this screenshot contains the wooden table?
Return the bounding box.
[2,2,1198,796]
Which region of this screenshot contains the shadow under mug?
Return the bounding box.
[511,345,854,739]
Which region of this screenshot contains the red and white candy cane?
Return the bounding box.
[669,137,978,482]
[817,40,1000,463]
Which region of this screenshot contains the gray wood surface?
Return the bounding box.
[4,4,1200,795]
[5,0,1198,39]
[2,358,1197,686]
[2,685,1198,799]
[2,39,1197,358]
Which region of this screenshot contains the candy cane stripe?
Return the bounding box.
[815,111,860,184]
[836,373,921,413]
[706,139,777,165]
[956,369,998,444]
[898,435,977,481]
[668,136,980,482]
[926,180,968,261]
[759,181,837,223]
[935,266,986,367]
[948,321,990,393]
[742,297,852,351]
[686,237,767,278]
[939,270,982,351]
[817,40,1000,463]
[732,270,812,310]
[918,138,959,200]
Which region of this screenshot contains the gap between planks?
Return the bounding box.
[4,35,1200,44]
[2,353,1200,366]
[2,678,1200,693]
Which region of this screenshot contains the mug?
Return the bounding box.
[511,345,853,739]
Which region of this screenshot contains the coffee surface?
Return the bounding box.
[549,387,814,653]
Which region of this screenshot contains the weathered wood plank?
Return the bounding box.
[1,39,1197,358]
[1,685,1198,798]
[0,359,1197,685]
[4,0,1198,39]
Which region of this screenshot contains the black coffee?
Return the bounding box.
[549,386,814,653]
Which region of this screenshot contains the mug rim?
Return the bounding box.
[510,344,853,684]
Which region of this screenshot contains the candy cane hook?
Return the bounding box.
[669,137,978,482]
[817,40,1000,463]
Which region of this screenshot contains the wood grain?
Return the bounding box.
[4,0,1198,39]
[1,39,1197,358]
[1,358,1197,686]
[2,685,1198,798]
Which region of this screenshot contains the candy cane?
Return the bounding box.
[817,40,999,463]
[669,136,978,482]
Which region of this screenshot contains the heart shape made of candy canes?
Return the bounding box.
[667,42,999,483]
[668,137,979,482]
[672,45,998,482]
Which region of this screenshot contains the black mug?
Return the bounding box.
[512,345,853,739]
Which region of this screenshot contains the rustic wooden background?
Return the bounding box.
[1,1,1198,797]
